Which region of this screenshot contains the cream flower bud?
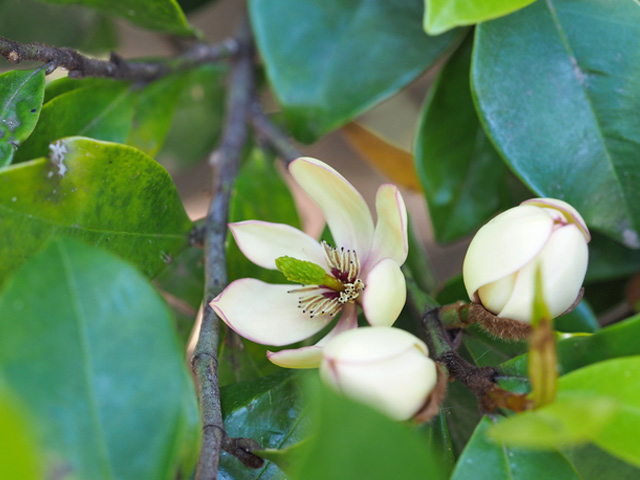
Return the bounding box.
[319,327,438,421]
[463,198,590,323]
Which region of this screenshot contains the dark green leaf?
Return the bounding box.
[441,380,482,456]
[462,324,529,367]
[473,0,640,247]
[424,0,536,35]
[416,410,456,477]
[415,34,509,243]
[501,314,640,380]
[249,0,462,142]
[0,389,40,480]
[0,238,199,480]
[0,136,192,284]
[0,0,116,53]
[564,443,640,480]
[43,77,116,104]
[554,300,599,333]
[451,416,580,480]
[0,68,45,165]
[219,372,309,480]
[405,217,438,294]
[227,147,300,284]
[290,376,447,480]
[157,65,227,171]
[15,82,136,162]
[127,73,186,156]
[586,231,640,282]
[37,0,194,35]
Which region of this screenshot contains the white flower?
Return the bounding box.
[463,198,590,323]
[319,327,438,421]
[210,157,408,368]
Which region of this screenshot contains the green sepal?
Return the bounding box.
[276,256,327,285]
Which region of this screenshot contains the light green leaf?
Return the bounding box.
[0,68,45,165]
[37,0,194,35]
[218,372,309,480]
[424,0,536,35]
[473,0,640,247]
[249,0,462,142]
[0,136,192,284]
[0,238,200,480]
[452,417,580,480]
[415,34,509,243]
[15,82,136,162]
[0,390,40,480]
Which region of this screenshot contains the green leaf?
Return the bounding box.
[488,395,617,447]
[416,410,456,477]
[0,68,45,165]
[442,380,483,456]
[0,238,199,480]
[415,34,509,244]
[275,256,327,285]
[424,0,536,35]
[290,376,448,480]
[219,372,310,480]
[586,231,640,282]
[501,314,640,380]
[564,443,640,480]
[473,0,640,248]
[0,389,40,480]
[127,73,186,156]
[157,65,227,171]
[15,82,136,162]
[554,300,599,333]
[0,0,116,53]
[227,147,301,284]
[37,0,194,35]
[451,417,580,480]
[462,324,529,367]
[0,136,192,285]
[249,0,462,142]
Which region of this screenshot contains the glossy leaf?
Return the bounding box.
[554,301,599,333]
[15,82,136,162]
[0,137,192,284]
[290,377,447,480]
[249,0,462,142]
[227,147,301,284]
[415,34,509,244]
[473,0,640,248]
[462,324,529,367]
[127,73,186,156]
[416,410,456,477]
[38,0,193,35]
[501,314,640,379]
[0,238,200,480]
[586,231,640,282]
[0,390,40,480]
[564,443,640,480]
[441,380,482,456]
[424,0,536,35]
[218,372,309,480]
[158,65,227,171]
[0,68,45,165]
[452,417,580,480]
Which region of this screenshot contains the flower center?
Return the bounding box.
[288,241,365,318]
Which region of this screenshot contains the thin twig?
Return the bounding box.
[0,35,238,81]
[190,17,261,480]
[249,100,302,164]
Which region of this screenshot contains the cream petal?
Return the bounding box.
[521,198,590,242]
[209,279,334,346]
[463,205,553,301]
[364,184,408,273]
[289,157,374,262]
[267,346,323,369]
[498,225,589,322]
[230,221,326,270]
[360,259,406,327]
[477,272,517,314]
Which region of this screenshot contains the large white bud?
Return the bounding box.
[319,327,438,421]
[463,198,590,323]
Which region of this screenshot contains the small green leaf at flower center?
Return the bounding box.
[275,256,343,291]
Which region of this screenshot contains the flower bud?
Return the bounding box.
[463,198,590,324]
[319,327,438,421]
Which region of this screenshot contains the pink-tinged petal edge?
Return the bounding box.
[289,157,374,262]
[365,184,408,273]
[209,279,334,347]
[266,303,359,369]
[229,220,326,271]
[521,198,591,242]
[361,259,406,327]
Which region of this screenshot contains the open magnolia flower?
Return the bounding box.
[210,157,408,368]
